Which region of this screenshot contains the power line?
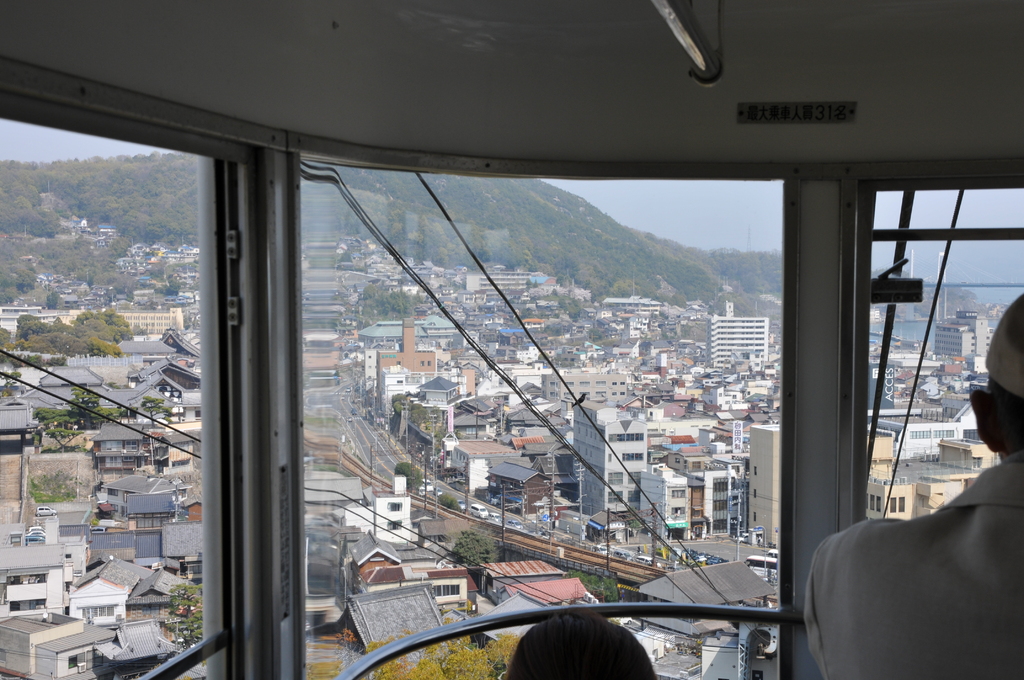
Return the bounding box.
[0,368,200,460]
[883,190,963,517]
[414,171,729,600]
[301,163,730,603]
[0,346,202,445]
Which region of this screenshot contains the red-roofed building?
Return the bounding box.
[511,436,547,449]
[480,561,564,603]
[504,577,595,605]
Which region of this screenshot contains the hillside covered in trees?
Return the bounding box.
[305,167,782,303]
[0,153,197,244]
[0,153,781,304]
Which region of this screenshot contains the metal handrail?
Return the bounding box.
[335,602,804,680]
[137,629,231,680]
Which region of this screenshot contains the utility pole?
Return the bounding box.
[575,457,585,544]
[736,489,742,563]
[548,472,555,552]
[606,519,611,573]
[501,481,507,555]
[463,455,470,514]
[430,410,438,518]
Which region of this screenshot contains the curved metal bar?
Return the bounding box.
[137,629,231,680]
[335,603,803,680]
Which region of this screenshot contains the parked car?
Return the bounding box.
[705,555,728,565]
[24,534,45,544]
[457,499,466,511]
[633,554,653,566]
[90,526,107,533]
[612,548,633,560]
[34,506,57,517]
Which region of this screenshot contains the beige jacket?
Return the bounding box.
[805,455,1024,679]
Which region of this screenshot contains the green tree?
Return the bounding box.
[13,269,36,294]
[45,290,60,309]
[169,584,203,648]
[16,314,50,341]
[86,337,123,357]
[139,395,174,423]
[34,406,74,428]
[70,386,122,429]
[45,428,79,452]
[395,462,424,490]
[450,530,496,566]
[439,493,460,511]
[1,370,21,396]
[568,570,619,602]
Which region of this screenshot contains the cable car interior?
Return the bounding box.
[2,2,1023,680]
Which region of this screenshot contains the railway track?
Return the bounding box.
[411,497,664,584]
[329,449,664,584]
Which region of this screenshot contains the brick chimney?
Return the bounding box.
[402,318,415,354]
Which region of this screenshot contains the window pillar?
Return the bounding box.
[202,149,304,680]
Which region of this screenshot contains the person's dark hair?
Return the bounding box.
[505,610,656,680]
[989,379,1024,453]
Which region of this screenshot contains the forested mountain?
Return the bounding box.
[307,167,782,302]
[0,153,197,244]
[0,153,781,304]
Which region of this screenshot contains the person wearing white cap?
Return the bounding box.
[804,294,1024,679]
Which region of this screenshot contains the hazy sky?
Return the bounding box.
[543,179,783,251]
[0,119,168,163]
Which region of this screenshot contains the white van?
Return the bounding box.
[469,504,488,519]
[633,554,653,566]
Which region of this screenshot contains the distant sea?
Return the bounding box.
[869,287,1019,341]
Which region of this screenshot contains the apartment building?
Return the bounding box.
[0,544,73,619]
[543,371,630,402]
[706,302,769,368]
[573,400,648,516]
[933,310,995,357]
[637,465,690,539]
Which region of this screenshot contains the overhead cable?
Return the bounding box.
[883,190,963,517]
[301,162,730,602]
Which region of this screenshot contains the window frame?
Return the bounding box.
[5,54,1024,680]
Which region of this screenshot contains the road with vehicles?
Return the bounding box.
[304,377,406,482]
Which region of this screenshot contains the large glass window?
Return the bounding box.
[0,120,205,668]
[867,188,1024,520]
[299,165,785,676]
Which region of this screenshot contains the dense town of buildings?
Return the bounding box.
[0,222,1010,680]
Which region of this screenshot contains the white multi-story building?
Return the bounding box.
[601,296,663,313]
[933,310,995,357]
[0,543,73,619]
[637,465,690,539]
[465,268,536,292]
[706,302,769,368]
[574,400,648,516]
[343,477,413,543]
[543,371,630,402]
